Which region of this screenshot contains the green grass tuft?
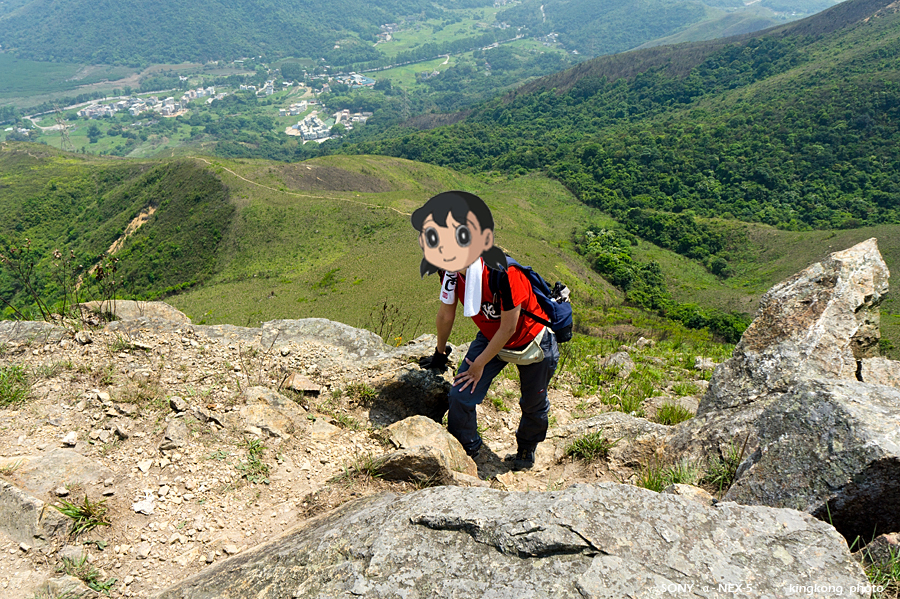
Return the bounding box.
[53,495,111,538]
[700,437,749,495]
[565,431,618,462]
[865,547,900,599]
[653,402,695,426]
[237,438,270,484]
[636,459,702,492]
[58,553,117,595]
[330,452,387,485]
[0,365,30,407]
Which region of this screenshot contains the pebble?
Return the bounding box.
[169,396,189,413]
[135,542,152,559]
[61,431,77,446]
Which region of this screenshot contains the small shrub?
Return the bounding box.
[364,301,421,347]
[237,438,270,484]
[59,553,117,595]
[346,382,378,407]
[654,402,695,425]
[0,365,30,407]
[53,495,110,538]
[565,431,617,462]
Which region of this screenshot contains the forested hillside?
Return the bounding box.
[0,0,832,67]
[495,0,839,56]
[0,147,233,313]
[339,0,900,269]
[0,0,472,65]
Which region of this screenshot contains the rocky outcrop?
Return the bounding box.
[0,480,70,546]
[668,239,900,545]
[225,386,309,440]
[81,300,191,324]
[374,416,480,485]
[723,379,900,544]
[700,238,889,415]
[156,482,867,599]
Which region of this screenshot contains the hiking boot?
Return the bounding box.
[505,446,536,471]
[466,439,483,461]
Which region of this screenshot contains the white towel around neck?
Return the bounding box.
[463,257,483,318]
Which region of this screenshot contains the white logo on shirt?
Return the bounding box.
[481,301,500,320]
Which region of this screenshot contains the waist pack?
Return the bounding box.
[488,257,573,343]
[497,326,546,365]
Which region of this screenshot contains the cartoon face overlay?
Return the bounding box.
[419,210,494,273]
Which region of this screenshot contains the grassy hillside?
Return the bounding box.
[0,145,616,343]
[167,155,616,345]
[0,0,462,65]
[335,0,900,290]
[0,144,234,313]
[2,143,896,356]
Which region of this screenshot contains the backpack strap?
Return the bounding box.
[488,264,552,328]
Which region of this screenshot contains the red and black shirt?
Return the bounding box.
[440,260,546,349]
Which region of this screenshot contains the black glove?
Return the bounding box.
[419,347,451,372]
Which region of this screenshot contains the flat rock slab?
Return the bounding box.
[0,320,66,344]
[82,300,191,323]
[1,449,114,497]
[155,482,866,599]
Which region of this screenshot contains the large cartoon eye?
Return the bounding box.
[424,227,439,248]
[455,225,471,247]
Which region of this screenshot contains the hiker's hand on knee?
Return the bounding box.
[454,358,483,393]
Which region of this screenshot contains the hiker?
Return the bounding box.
[412,190,560,471]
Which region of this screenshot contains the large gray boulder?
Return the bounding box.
[700,238,889,415]
[668,239,900,544]
[724,379,900,545]
[155,482,867,599]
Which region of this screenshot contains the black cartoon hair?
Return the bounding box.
[411,190,507,277]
